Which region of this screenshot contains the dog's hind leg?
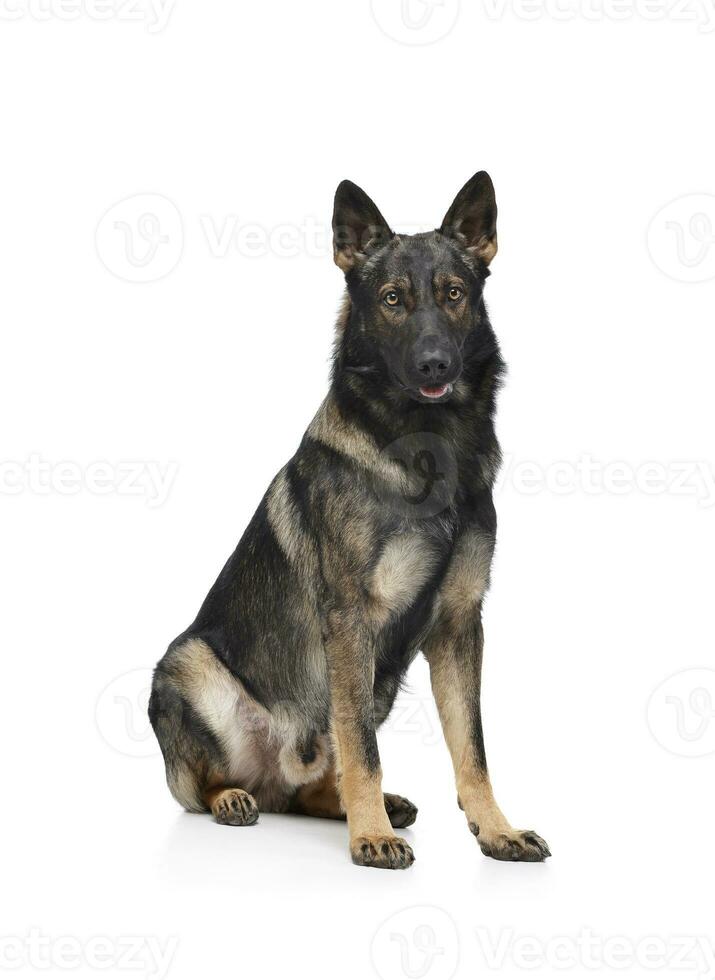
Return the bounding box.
[289,766,344,819]
[149,662,220,815]
[289,766,418,828]
[149,638,267,826]
[150,667,261,826]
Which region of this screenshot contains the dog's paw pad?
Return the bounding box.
[351,835,415,870]
[211,789,259,826]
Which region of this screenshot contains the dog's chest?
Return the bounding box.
[368,522,454,625]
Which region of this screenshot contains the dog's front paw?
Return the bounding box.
[383,792,418,828]
[351,835,415,870]
[474,825,551,862]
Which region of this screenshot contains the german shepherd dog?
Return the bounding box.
[149,172,550,869]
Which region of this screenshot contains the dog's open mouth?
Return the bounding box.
[418,383,453,401]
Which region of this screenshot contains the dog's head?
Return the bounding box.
[332,171,498,404]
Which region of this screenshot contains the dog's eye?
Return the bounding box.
[383,291,400,307]
[447,286,463,302]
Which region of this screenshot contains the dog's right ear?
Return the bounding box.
[332,180,393,273]
[440,171,498,266]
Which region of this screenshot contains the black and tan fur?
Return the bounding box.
[149,172,550,869]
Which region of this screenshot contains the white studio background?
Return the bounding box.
[1,2,714,979]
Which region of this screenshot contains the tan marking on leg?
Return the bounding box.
[425,598,550,862]
[329,661,392,840]
[424,529,501,828]
[428,650,510,841]
[338,758,393,839]
[326,638,414,868]
[331,723,415,867]
[438,528,493,623]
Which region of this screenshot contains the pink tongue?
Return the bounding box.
[420,384,447,398]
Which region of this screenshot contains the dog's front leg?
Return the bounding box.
[424,605,550,862]
[325,608,415,870]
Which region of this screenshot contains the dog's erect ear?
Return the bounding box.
[332,180,393,273]
[440,171,498,265]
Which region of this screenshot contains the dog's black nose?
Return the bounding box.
[416,348,452,381]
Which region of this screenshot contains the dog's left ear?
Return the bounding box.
[332,180,393,273]
[440,171,498,265]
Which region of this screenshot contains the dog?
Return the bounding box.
[149,171,550,869]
